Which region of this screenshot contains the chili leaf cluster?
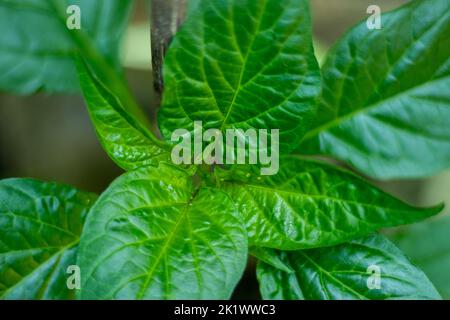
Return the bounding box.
[0,0,449,300]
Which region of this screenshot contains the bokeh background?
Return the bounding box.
[0,0,448,299]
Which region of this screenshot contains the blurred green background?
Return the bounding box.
[0,0,448,299]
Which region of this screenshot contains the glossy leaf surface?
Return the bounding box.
[77,58,171,171]
[0,178,97,299]
[158,0,321,152]
[78,164,247,299]
[300,0,450,179]
[257,234,441,300]
[219,156,442,249]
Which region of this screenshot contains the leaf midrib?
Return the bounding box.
[0,240,79,299]
[302,4,450,143]
[228,181,427,217]
[296,251,368,299]
[302,75,450,142]
[1,211,77,238]
[219,0,268,130]
[135,200,192,299]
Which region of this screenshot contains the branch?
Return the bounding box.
[150,0,187,103]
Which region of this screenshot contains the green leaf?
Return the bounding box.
[0,178,97,299]
[218,156,442,249]
[76,58,171,171]
[389,215,450,299]
[78,163,248,299]
[257,252,304,300]
[257,234,441,300]
[299,0,450,179]
[249,247,293,274]
[158,0,321,152]
[0,0,132,94]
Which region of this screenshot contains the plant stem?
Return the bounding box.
[150,0,187,105]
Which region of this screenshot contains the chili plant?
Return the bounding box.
[0,0,449,300]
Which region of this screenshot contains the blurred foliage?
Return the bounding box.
[122,23,152,70]
[389,215,450,299]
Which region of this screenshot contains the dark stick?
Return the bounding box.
[150,0,187,104]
